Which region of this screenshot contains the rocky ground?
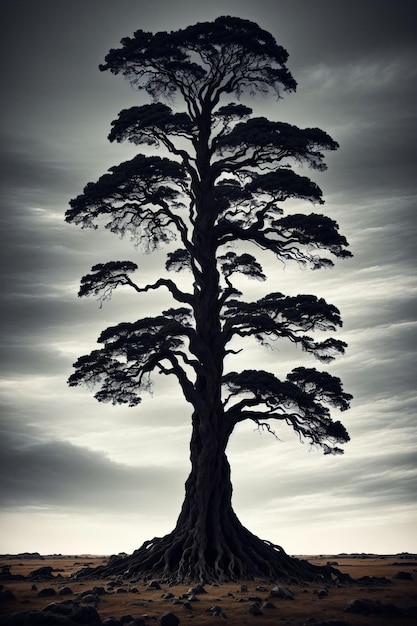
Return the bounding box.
[0,553,416,625]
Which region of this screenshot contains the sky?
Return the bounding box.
[1,0,416,556]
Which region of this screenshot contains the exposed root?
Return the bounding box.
[71,523,352,585]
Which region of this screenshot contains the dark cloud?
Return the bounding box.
[0,428,184,512]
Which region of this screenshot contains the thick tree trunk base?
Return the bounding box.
[73,523,350,585]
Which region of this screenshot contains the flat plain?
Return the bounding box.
[1,553,416,625]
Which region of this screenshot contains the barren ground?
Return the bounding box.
[1,553,416,625]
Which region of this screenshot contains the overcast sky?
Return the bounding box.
[1,0,416,556]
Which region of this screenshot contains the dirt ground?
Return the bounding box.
[1,553,416,625]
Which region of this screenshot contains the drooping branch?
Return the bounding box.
[221,292,347,362]
[78,261,194,306]
[65,154,189,251]
[223,369,351,454]
[68,309,201,408]
[216,211,351,268]
[212,118,339,174]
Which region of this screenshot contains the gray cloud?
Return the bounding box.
[0,427,185,512]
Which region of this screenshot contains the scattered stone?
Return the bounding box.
[255,585,268,592]
[162,593,175,600]
[160,611,180,626]
[92,586,107,596]
[185,594,199,602]
[102,619,122,626]
[240,584,248,592]
[116,588,128,594]
[393,571,413,580]
[71,604,102,625]
[269,585,294,599]
[28,566,55,581]
[58,586,73,596]
[120,614,135,624]
[0,590,16,602]
[248,595,262,603]
[262,601,276,609]
[316,588,329,598]
[187,584,206,595]
[207,605,227,618]
[147,580,161,590]
[344,597,402,615]
[248,602,262,615]
[182,601,193,611]
[37,587,56,598]
[80,593,99,604]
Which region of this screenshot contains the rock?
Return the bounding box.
[80,593,99,604]
[316,588,329,598]
[28,566,55,581]
[255,585,268,592]
[248,595,262,603]
[147,580,161,590]
[43,601,75,615]
[37,587,56,597]
[270,585,294,599]
[185,594,199,602]
[344,597,402,615]
[248,602,263,615]
[187,584,206,595]
[102,619,122,626]
[58,587,73,596]
[71,604,102,625]
[160,611,180,626]
[182,601,193,610]
[0,590,17,601]
[92,586,107,596]
[240,584,248,592]
[262,601,276,609]
[393,571,413,580]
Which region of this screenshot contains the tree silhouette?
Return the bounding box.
[66,16,352,583]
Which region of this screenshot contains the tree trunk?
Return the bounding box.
[75,417,347,584]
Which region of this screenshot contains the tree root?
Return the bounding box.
[72,523,353,585]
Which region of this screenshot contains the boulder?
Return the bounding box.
[270,585,294,599]
[187,584,206,595]
[37,587,56,598]
[248,602,262,615]
[393,571,413,580]
[28,567,55,581]
[344,597,402,615]
[160,612,180,626]
[58,587,73,596]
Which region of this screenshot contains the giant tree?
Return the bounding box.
[66,16,352,583]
